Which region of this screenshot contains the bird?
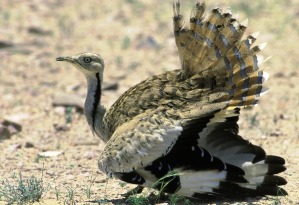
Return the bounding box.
[56,0,287,198]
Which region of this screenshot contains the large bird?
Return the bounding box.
[57,0,287,198]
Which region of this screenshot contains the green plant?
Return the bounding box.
[83,186,92,200]
[34,154,44,163]
[65,106,73,123]
[67,163,75,169]
[83,174,97,199]
[126,194,149,205]
[151,171,181,202]
[122,36,131,50]
[0,172,48,205]
[91,179,111,204]
[166,193,193,205]
[123,183,149,205]
[54,186,61,200]
[64,186,76,204]
[268,186,287,205]
[2,10,10,22]
[182,197,192,205]
[119,181,127,188]
[250,112,259,127]
[168,194,180,205]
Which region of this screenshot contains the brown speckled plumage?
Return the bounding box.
[57,0,287,198]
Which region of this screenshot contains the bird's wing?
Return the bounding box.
[99,107,286,196]
[99,108,187,175]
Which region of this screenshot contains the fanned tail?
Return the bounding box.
[173,1,269,109]
[175,155,287,198]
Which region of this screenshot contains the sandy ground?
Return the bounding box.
[0,0,298,204]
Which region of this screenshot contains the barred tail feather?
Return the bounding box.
[174,1,269,109]
[175,156,287,197]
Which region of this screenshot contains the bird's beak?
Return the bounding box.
[56,56,75,63]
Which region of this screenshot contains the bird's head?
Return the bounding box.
[56,52,105,78]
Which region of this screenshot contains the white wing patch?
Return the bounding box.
[178,170,227,196]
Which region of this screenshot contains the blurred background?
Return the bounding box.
[0,0,298,204]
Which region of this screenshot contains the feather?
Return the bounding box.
[58,0,287,199]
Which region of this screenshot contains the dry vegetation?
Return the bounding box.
[0,0,298,204]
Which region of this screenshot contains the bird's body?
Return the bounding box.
[57,1,287,198]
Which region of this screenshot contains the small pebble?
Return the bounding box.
[83,151,96,159]
[53,123,70,132]
[0,125,11,139]
[38,150,63,157]
[24,141,35,148]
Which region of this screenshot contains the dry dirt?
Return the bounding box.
[0,0,298,204]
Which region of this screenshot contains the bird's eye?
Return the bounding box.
[83,57,92,63]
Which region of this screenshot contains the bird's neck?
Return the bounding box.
[84,73,108,142]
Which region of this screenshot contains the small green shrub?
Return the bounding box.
[0,172,48,205]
